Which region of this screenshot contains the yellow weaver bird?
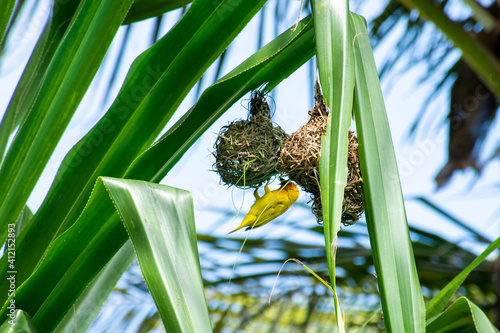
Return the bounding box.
[228,181,299,234]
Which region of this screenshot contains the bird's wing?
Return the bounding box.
[251,194,290,227]
[230,187,295,233]
[227,213,257,234]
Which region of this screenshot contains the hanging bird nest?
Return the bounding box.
[213,90,288,188]
[279,82,364,225]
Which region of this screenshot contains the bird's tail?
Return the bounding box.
[227,217,257,234]
[227,222,246,235]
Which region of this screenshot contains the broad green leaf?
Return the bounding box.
[313,0,354,330]
[426,297,499,333]
[314,0,354,264]
[351,13,425,332]
[0,178,209,332]
[0,180,128,331]
[15,206,33,235]
[0,0,15,48]
[398,0,500,96]
[124,0,192,24]
[0,0,267,304]
[0,1,81,163]
[0,0,134,241]
[54,241,135,333]
[0,310,38,333]
[126,15,315,181]
[105,178,212,332]
[426,235,500,318]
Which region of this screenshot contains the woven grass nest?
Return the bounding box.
[279,82,364,225]
[213,91,288,188]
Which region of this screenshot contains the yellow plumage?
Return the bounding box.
[228,182,299,234]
